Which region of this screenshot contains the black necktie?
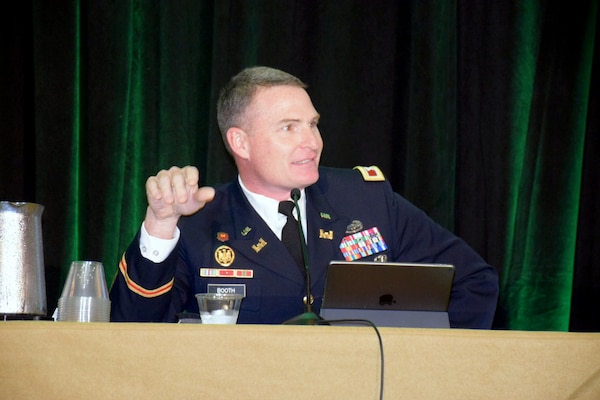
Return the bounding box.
[278,201,304,268]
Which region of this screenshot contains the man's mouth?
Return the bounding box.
[292,159,312,165]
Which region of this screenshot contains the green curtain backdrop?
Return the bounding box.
[500,3,594,330]
[2,0,598,331]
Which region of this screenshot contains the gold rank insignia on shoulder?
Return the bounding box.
[353,165,386,181]
[214,245,235,267]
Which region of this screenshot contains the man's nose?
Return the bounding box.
[300,126,321,149]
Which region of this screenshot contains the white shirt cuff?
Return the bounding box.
[139,222,180,263]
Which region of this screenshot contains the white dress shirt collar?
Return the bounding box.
[238,176,307,241]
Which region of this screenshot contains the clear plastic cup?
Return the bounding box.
[60,261,109,298]
[57,261,110,322]
[195,293,244,324]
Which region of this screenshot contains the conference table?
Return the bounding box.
[1,321,599,399]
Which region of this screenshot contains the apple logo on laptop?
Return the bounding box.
[379,293,396,306]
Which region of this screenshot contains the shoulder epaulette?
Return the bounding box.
[353,165,386,181]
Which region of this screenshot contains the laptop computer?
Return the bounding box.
[320,261,455,328]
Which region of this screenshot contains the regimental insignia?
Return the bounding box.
[217,232,229,242]
[345,220,364,234]
[353,165,386,181]
[251,238,268,253]
[241,226,252,236]
[319,229,334,240]
[214,245,235,267]
[373,254,388,262]
[320,212,331,220]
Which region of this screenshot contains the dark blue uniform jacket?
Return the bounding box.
[110,167,499,328]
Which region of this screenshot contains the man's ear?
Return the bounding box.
[226,127,250,159]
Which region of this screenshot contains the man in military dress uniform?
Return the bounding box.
[110,66,499,329]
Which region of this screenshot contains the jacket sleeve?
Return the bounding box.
[109,231,192,322]
[384,183,499,329]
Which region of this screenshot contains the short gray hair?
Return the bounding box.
[217,66,307,153]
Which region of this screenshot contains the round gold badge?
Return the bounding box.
[214,245,235,267]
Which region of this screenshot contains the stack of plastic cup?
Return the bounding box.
[57,261,111,322]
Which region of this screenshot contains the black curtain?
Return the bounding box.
[2,0,598,331]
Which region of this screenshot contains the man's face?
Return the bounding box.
[235,85,323,200]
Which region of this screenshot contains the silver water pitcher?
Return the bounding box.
[0,201,47,316]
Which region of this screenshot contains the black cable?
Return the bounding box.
[290,189,314,312]
[316,319,385,400]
